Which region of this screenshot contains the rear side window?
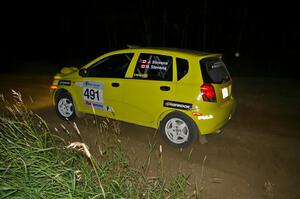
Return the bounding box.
[88,53,133,78]
[200,57,231,84]
[133,53,172,81]
[176,58,188,81]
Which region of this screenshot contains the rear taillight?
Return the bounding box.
[201,83,216,102]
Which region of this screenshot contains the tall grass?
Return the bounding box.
[0,91,198,198]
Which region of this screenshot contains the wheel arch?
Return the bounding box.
[54,88,70,105]
[157,109,201,134]
[157,109,190,127]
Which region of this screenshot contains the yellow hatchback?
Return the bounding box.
[51,46,236,147]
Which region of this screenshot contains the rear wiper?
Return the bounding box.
[221,76,229,83]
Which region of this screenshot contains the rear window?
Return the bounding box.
[200,57,231,84]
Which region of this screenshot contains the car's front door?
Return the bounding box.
[74,53,134,120]
[121,53,176,127]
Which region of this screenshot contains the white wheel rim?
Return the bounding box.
[58,98,73,118]
[165,118,189,144]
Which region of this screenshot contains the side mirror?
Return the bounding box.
[79,68,88,77]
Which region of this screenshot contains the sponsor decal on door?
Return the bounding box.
[163,100,192,110]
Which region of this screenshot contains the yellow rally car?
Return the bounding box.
[50,46,236,147]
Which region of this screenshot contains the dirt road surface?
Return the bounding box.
[1,74,300,199]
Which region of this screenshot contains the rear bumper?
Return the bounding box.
[192,96,236,135]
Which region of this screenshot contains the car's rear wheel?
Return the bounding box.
[56,92,76,121]
[160,111,198,148]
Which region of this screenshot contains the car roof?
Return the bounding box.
[83,46,222,69]
[125,45,221,58]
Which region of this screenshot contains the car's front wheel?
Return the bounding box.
[56,92,76,121]
[160,111,198,148]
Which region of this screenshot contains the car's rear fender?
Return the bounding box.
[156,109,174,128]
[156,109,194,129]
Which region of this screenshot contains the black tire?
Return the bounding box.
[160,111,199,148]
[55,92,76,121]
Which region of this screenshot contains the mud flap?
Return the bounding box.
[199,135,208,144]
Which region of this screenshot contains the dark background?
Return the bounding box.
[1,0,299,78]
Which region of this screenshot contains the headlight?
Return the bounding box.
[50,79,59,90]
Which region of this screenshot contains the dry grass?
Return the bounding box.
[0,90,199,198]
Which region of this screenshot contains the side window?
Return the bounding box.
[87,53,133,78]
[176,58,189,81]
[133,53,172,81]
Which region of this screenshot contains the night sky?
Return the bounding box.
[1,0,299,77]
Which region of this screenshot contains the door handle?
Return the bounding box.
[160,86,170,91]
[112,82,120,87]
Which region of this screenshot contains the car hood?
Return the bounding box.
[54,67,80,79]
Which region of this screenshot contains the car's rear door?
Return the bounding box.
[120,52,176,127]
[74,53,134,119]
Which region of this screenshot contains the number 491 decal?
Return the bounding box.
[83,81,104,105]
[84,88,100,101]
